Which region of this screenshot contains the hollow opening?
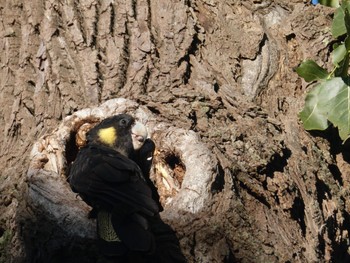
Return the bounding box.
[65,131,79,168]
[151,151,187,207]
[164,153,186,186]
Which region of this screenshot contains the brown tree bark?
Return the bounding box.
[0,0,348,262]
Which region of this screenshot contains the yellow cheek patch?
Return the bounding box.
[98,127,117,146]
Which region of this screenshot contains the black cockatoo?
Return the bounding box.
[69,114,186,262]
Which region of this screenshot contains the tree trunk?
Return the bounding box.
[0,0,348,262]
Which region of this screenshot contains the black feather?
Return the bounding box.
[69,144,159,216]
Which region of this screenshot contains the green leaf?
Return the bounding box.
[300,77,350,141]
[334,52,350,77]
[325,78,350,140]
[342,1,350,12]
[345,36,350,50]
[319,0,340,7]
[333,42,341,50]
[296,60,329,82]
[299,84,330,131]
[332,43,347,66]
[344,6,350,34]
[335,37,350,77]
[332,7,346,38]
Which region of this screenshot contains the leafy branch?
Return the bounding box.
[297,0,350,141]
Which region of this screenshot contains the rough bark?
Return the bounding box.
[0,0,349,263]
